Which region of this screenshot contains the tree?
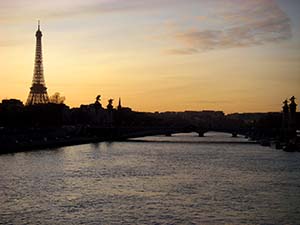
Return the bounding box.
[49,92,66,104]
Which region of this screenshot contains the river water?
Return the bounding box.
[0,132,300,224]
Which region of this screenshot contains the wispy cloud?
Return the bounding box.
[0,0,191,22]
[164,48,198,55]
[167,0,292,54]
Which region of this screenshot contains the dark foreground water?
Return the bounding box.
[0,132,300,224]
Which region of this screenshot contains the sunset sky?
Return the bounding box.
[0,0,299,113]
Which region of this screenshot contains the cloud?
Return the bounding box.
[167,0,292,54]
[164,48,198,55]
[0,0,292,53]
[0,0,190,22]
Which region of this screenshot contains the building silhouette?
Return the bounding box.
[26,21,49,105]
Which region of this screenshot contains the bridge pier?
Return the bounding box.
[198,132,205,137]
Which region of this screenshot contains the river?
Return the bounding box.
[0,132,299,224]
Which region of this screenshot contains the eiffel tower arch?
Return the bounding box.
[26,21,49,105]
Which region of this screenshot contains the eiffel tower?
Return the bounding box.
[26,21,49,105]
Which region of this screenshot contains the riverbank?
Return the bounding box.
[0,126,121,154]
[0,136,107,154]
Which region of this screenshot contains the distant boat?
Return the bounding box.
[260,139,271,147]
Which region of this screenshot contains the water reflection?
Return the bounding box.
[0,132,299,224]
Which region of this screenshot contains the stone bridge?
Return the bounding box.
[88,126,251,140]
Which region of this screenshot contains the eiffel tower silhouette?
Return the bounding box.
[26,21,49,105]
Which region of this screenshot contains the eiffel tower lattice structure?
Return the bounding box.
[26,21,49,105]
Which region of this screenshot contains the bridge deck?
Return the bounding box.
[124,139,258,145]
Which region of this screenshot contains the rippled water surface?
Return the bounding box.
[1,132,300,224]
